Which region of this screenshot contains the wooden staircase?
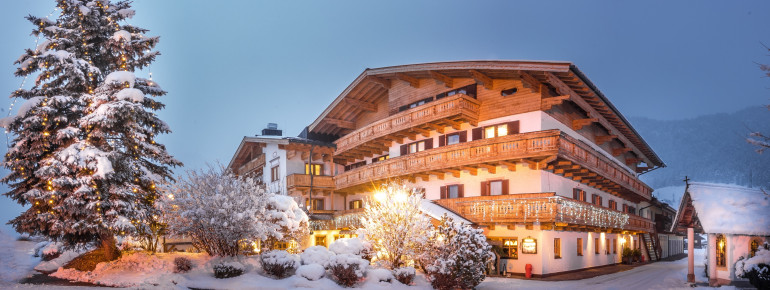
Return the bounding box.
[640,232,661,261]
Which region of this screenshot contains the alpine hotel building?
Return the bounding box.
[227,61,665,277]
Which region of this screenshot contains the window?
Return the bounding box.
[750,239,761,258]
[447,134,461,145]
[344,160,366,171]
[398,97,434,112]
[435,84,477,100]
[609,200,617,211]
[577,238,583,256]
[305,163,323,175]
[349,200,362,210]
[274,241,288,251]
[440,184,464,199]
[502,238,518,259]
[306,198,324,211]
[716,234,726,267]
[613,239,617,254]
[438,131,467,147]
[595,238,600,254]
[471,121,520,140]
[271,166,280,182]
[592,194,603,207]
[554,238,561,259]
[573,188,586,202]
[481,180,509,196]
[400,139,433,156]
[315,236,326,247]
[371,155,389,163]
[606,238,610,255]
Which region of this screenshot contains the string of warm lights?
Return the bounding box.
[465,196,629,229]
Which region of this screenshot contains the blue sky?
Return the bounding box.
[0,1,769,233]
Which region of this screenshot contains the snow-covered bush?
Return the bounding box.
[174,257,193,273]
[213,261,245,279]
[735,243,770,289]
[422,215,492,290]
[394,266,416,285]
[37,241,62,261]
[260,250,300,279]
[301,246,335,267]
[296,264,326,281]
[329,237,372,259]
[328,253,369,287]
[361,182,433,269]
[164,165,308,256]
[367,268,394,283]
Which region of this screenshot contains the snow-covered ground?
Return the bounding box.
[0,228,41,286]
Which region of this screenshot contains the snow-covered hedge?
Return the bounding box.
[296,264,326,281]
[394,266,416,285]
[367,268,393,283]
[260,250,300,279]
[328,237,372,258]
[213,261,245,279]
[328,253,369,287]
[736,243,770,289]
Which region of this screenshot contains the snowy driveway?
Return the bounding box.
[478,249,720,290]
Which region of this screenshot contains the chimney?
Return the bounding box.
[261,123,282,136]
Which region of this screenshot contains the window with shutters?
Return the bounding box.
[344,160,366,171]
[595,238,600,254]
[447,133,461,145]
[481,180,509,196]
[592,194,602,207]
[472,121,520,141]
[401,139,433,156]
[490,180,503,195]
[554,238,561,259]
[371,155,389,163]
[349,200,362,209]
[573,188,586,201]
[577,238,583,256]
[440,184,464,199]
[438,131,467,147]
[305,163,323,175]
[609,200,617,211]
[305,198,324,211]
[271,166,280,182]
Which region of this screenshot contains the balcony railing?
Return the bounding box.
[335,94,481,155]
[286,174,335,189]
[238,154,265,176]
[334,129,652,201]
[335,130,561,189]
[309,208,365,231]
[433,193,654,232]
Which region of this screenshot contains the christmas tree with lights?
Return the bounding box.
[1,0,179,259]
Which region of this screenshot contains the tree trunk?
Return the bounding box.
[100,232,120,261]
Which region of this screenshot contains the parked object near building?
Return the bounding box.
[672,182,770,286]
[228,60,667,276]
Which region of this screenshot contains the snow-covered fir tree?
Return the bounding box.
[422,215,492,290]
[1,0,178,257]
[360,182,432,269]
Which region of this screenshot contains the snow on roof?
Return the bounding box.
[687,182,770,236]
[420,199,471,225]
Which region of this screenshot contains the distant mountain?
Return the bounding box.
[630,106,770,196]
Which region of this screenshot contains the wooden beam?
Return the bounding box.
[425,123,446,134]
[595,135,618,145]
[469,70,494,90]
[541,95,571,111]
[395,73,420,88]
[411,127,431,137]
[367,76,391,89]
[478,164,496,174]
[445,169,461,178]
[500,161,518,171]
[462,166,478,176]
[343,98,377,112]
[429,171,445,180]
[524,160,538,170]
[625,158,642,166]
[538,155,558,168]
[415,173,430,181]
[520,71,541,92]
[429,71,454,88]
[612,148,633,156]
[327,118,355,130]
[443,119,463,130]
[572,118,598,131]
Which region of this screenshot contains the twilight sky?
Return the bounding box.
[0,1,769,233]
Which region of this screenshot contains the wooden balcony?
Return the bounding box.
[334,94,481,160]
[237,154,265,176]
[433,193,655,233]
[286,174,335,189]
[309,208,365,231]
[334,129,652,202]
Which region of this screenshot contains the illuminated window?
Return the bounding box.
[503,238,518,259]
[750,239,760,258]
[577,238,583,256]
[497,124,508,137]
[371,155,389,163]
[305,163,322,175]
[274,241,288,251]
[315,236,326,247]
[554,238,561,259]
[485,126,496,139]
[349,200,362,209]
[305,198,324,211]
[716,234,726,267]
[409,141,426,154]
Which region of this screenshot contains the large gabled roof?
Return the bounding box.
[307,60,664,168]
[227,136,335,172]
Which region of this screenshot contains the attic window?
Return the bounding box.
[501,87,518,96]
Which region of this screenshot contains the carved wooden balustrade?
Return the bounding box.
[286,174,335,189]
